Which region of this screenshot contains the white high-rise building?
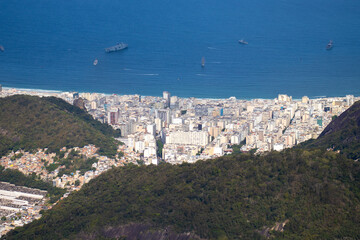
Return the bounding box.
[278,94,292,102]
[172,118,183,125]
[346,95,354,106]
[135,141,145,153]
[144,147,157,158]
[155,118,163,132]
[301,96,310,104]
[170,96,178,105]
[107,109,119,125]
[163,91,171,108]
[231,135,240,145]
[147,124,156,137]
[90,101,97,110]
[166,131,209,146]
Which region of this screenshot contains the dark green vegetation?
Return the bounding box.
[4,101,360,240]
[156,139,163,157]
[53,150,98,176]
[44,97,121,138]
[0,95,121,158]
[5,148,360,240]
[76,223,201,240]
[57,156,98,176]
[301,100,360,160]
[230,140,246,155]
[0,166,65,203]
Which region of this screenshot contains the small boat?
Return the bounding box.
[93,59,98,66]
[326,40,333,50]
[0,45,4,52]
[201,57,205,68]
[238,39,248,45]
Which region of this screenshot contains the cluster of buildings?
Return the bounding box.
[0,145,129,191]
[0,182,47,236]
[77,91,356,164]
[0,143,135,236]
[1,87,357,166]
[0,86,358,235]
[0,149,56,177]
[50,146,127,189]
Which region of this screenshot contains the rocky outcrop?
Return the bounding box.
[258,219,289,238]
[73,97,86,110]
[76,223,203,240]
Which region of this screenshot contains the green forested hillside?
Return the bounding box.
[0,95,120,157]
[43,97,121,138]
[5,149,360,239]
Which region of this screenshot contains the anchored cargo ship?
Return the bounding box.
[105,42,128,53]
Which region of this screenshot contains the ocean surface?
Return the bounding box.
[1,0,360,99]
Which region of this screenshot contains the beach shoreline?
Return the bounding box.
[1,85,357,102]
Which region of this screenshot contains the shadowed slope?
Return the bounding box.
[5,149,360,239]
[302,100,360,159]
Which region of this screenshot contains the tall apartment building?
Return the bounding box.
[166,131,209,146]
[163,91,171,108]
[107,108,120,125]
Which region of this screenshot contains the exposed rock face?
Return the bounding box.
[76,223,203,240]
[270,219,289,232]
[258,219,289,239]
[73,97,86,111]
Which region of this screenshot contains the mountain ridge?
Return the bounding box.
[0,95,120,158]
[301,100,360,159]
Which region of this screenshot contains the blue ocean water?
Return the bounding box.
[0,0,360,99]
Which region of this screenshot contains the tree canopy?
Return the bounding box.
[5,149,360,239]
[0,95,120,158]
